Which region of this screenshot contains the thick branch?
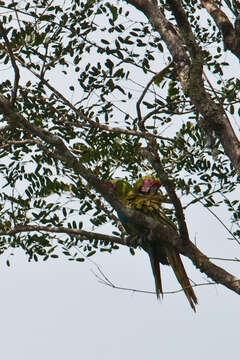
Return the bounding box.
[126,1,191,91]
[201,0,240,58]
[135,62,190,244]
[166,0,202,59]
[181,242,240,295]
[125,0,240,170]
[140,146,191,246]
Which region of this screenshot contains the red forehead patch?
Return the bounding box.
[140,178,161,192]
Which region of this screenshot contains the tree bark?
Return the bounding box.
[125,0,240,170]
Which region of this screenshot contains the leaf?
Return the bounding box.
[106,2,118,22]
[129,247,135,256]
[87,250,96,257]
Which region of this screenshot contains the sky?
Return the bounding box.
[0,203,239,360]
[0,1,239,359]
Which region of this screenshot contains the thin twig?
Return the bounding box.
[0,125,10,133]
[136,62,172,131]
[203,70,232,125]
[209,257,240,262]
[0,224,129,246]
[0,139,38,149]
[92,263,217,296]
[188,192,240,245]
[0,4,157,77]
[14,55,174,142]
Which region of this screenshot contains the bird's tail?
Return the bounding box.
[166,248,198,311]
[148,248,163,299]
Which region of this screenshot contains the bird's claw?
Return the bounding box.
[126,235,142,248]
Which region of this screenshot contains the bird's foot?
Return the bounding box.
[126,235,142,248]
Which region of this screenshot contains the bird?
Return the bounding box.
[108,176,198,311]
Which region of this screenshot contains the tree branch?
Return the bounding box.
[0,225,127,246]
[166,0,202,59]
[0,95,239,295]
[0,21,20,106]
[201,0,240,58]
[1,222,240,295]
[93,263,217,296]
[125,0,240,170]
[181,241,240,295]
[140,146,191,246]
[14,55,173,142]
[136,63,172,132]
[135,58,191,245]
[0,138,39,149]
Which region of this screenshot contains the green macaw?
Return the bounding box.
[128,176,198,311]
[107,179,135,233]
[108,179,133,201]
[108,176,198,311]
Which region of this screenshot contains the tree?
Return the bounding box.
[0,0,239,301]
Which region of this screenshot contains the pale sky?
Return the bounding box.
[0,202,239,360]
[0,1,239,359]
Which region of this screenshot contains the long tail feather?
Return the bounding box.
[166,248,198,311]
[148,248,163,299]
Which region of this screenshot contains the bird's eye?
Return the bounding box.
[140,185,151,194]
[150,184,159,193]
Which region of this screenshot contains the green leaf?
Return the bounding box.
[87,250,96,257]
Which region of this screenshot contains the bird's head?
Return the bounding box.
[138,177,161,194]
[106,179,132,200]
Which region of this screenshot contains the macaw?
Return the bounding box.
[129,176,198,311]
[108,179,143,233]
[108,179,136,232]
[108,179,132,202]
[108,177,198,311]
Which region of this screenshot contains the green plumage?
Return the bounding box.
[109,179,132,201]
[109,176,198,311]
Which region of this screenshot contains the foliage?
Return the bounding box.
[0,0,239,283]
